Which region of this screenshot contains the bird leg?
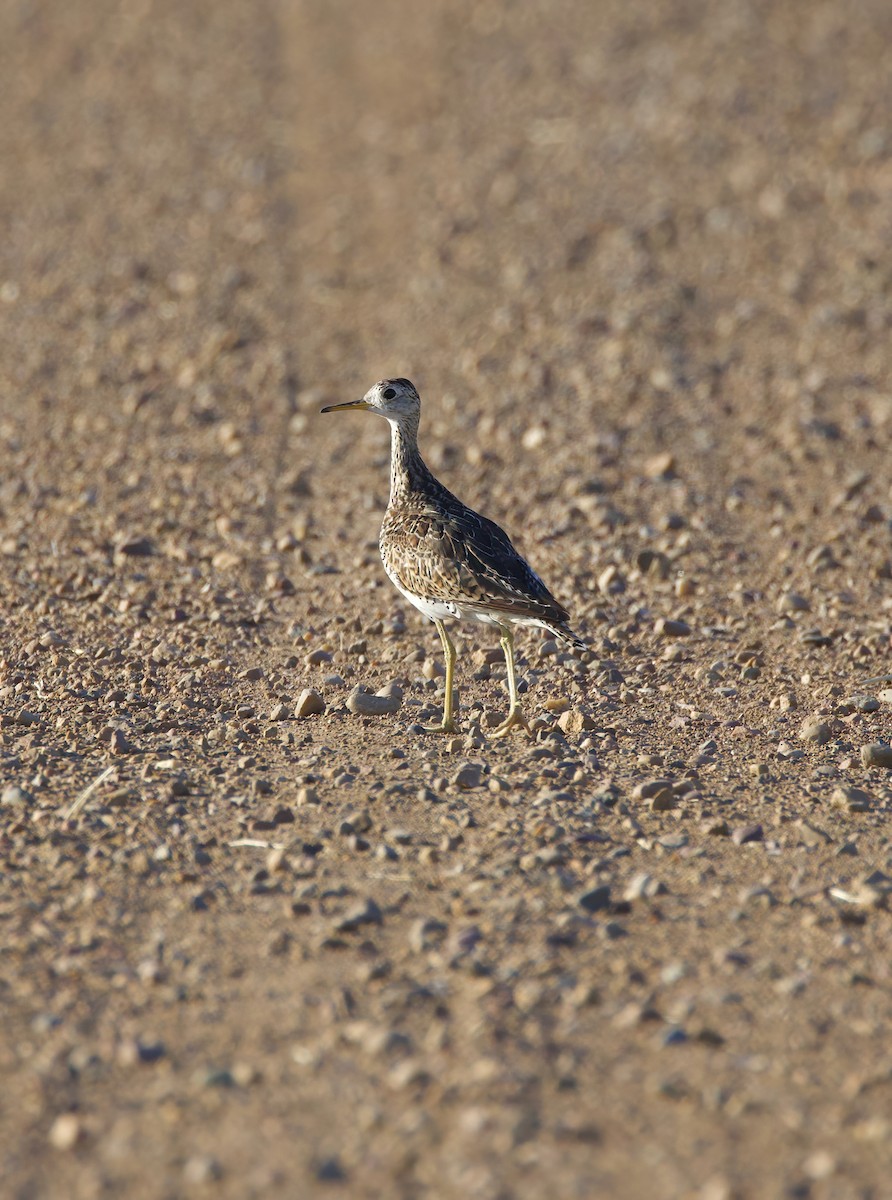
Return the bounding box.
[490,627,532,739]
[422,618,458,733]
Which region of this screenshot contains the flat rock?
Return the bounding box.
[830,786,872,813]
[1,785,32,806]
[346,685,403,716]
[800,719,831,745]
[731,823,763,845]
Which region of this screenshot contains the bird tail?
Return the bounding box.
[547,622,587,651]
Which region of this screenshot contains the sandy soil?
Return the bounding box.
[2,1,892,1197]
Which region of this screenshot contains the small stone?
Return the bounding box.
[109,728,131,755]
[655,617,691,638]
[800,719,831,745]
[803,1150,835,1181]
[409,917,447,953]
[295,689,325,717]
[633,779,674,800]
[777,591,809,613]
[830,786,872,813]
[623,873,668,901]
[346,685,402,716]
[702,818,730,836]
[452,762,484,790]
[183,1156,223,1184]
[305,648,332,665]
[269,703,290,721]
[878,689,892,705]
[577,884,612,913]
[848,695,880,713]
[49,1113,83,1150]
[1,785,32,806]
[387,1059,431,1090]
[645,451,675,479]
[557,709,597,734]
[731,823,763,845]
[861,743,892,769]
[798,821,831,846]
[649,789,677,812]
[297,786,320,806]
[597,564,626,595]
[335,898,382,933]
[115,534,154,557]
[315,1157,347,1183]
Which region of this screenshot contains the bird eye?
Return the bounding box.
[382,387,396,400]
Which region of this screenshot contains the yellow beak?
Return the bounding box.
[320,399,370,413]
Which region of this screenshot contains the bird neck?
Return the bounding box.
[388,415,431,503]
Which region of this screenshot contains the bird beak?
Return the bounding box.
[320,399,370,413]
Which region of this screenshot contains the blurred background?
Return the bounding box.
[2,2,892,1197]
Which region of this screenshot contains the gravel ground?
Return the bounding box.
[2,1,892,1197]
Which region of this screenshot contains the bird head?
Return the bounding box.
[321,378,420,424]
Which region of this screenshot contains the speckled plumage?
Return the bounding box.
[322,377,585,736]
[380,420,582,642]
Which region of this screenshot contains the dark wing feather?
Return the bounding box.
[381,486,571,627]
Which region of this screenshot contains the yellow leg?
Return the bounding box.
[490,626,532,739]
[422,618,458,734]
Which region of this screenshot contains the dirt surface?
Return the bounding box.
[2,1,892,1197]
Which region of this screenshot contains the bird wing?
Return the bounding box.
[381,491,571,626]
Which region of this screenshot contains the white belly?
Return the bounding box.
[382,562,548,632]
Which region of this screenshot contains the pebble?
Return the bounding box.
[623,873,668,900]
[597,565,626,595]
[830,786,872,813]
[557,708,596,734]
[798,821,831,846]
[731,823,763,845]
[452,762,484,789]
[409,918,447,953]
[183,1156,223,1184]
[49,1113,83,1150]
[295,689,325,717]
[269,702,290,721]
[305,648,332,665]
[1,785,32,806]
[777,591,809,613]
[314,1156,347,1183]
[799,719,830,745]
[649,789,677,812]
[645,451,675,479]
[346,685,402,716]
[577,884,612,913]
[655,617,691,638]
[335,897,382,933]
[878,688,892,705]
[861,743,892,769]
[633,779,674,800]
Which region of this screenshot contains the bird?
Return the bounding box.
[321,378,585,737]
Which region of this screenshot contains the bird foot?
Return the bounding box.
[489,705,532,740]
[421,719,458,735]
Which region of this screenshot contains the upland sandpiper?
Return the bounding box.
[322,378,585,737]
